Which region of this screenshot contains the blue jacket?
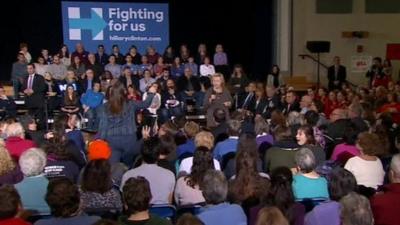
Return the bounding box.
[97,94,154,139]
[80,90,104,109]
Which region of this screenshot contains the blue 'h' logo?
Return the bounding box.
[68,8,107,40]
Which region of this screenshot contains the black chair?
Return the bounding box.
[296,198,328,212]
[149,204,177,222]
[177,204,205,217]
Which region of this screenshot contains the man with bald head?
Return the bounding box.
[327,108,352,141]
[371,154,400,225]
[300,95,313,114]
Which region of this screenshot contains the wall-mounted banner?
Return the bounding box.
[351,55,372,73]
[62,1,169,54]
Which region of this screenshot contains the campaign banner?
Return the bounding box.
[61,1,169,54]
[351,55,372,73]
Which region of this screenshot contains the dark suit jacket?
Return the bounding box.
[250,97,268,115]
[238,92,255,110]
[119,76,140,90]
[23,74,46,108]
[79,77,100,93]
[282,101,300,115]
[327,65,346,90]
[176,75,201,93]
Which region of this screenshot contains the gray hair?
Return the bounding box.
[295,147,316,173]
[390,154,400,177]
[5,122,25,138]
[287,111,302,126]
[340,192,374,225]
[200,170,228,204]
[19,148,47,177]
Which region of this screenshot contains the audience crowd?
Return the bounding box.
[1,42,400,225]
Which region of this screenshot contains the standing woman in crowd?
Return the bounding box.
[97,81,156,166]
[203,73,233,128]
[267,65,284,88]
[229,64,249,102]
[19,42,32,63]
[214,44,230,81]
[59,44,71,67]
[34,56,49,76]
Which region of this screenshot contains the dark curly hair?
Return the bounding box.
[123,176,152,215]
[185,146,214,188]
[46,178,80,217]
[81,159,112,194]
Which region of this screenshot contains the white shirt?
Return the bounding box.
[344,156,385,189]
[143,92,161,114]
[200,64,216,76]
[179,157,221,175]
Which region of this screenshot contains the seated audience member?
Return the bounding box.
[176,213,204,225]
[179,131,221,175]
[229,64,249,99]
[86,54,104,79]
[327,108,350,141]
[175,146,213,206]
[48,115,86,168]
[347,103,369,132]
[213,120,241,161]
[35,178,100,225]
[330,123,360,165]
[120,177,172,225]
[104,55,122,78]
[249,86,267,117]
[260,86,281,119]
[126,84,141,101]
[255,206,289,225]
[303,110,326,149]
[238,82,256,110]
[340,192,374,225]
[160,79,183,123]
[142,82,161,116]
[15,148,50,215]
[292,148,329,200]
[249,167,305,225]
[176,121,200,159]
[370,154,400,225]
[19,114,45,146]
[86,139,127,186]
[0,86,17,119]
[197,170,247,225]
[121,137,175,204]
[79,69,100,93]
[305,168,357,225]
[81,82,104,130]
[119,66,140,90]
[185,56,199,76]
[156,134,177,175]
[199,56,215,77]
[287,111,302,138]
[138,55,153,76]
[171,56,185,77]
[0,185,31,225]
[43,144,80,182]
[344,132,385,190]
[254,116,273,148]
[153,56,166,77]
[176,67,203,109]
[5,122,36,160]
[264,126,299,172]
[228,145,269,213]
[79,159,122,211]
[282,91,300,115]
[224,134,266,180]
[60,84,80,115]
[58,70,81,96]
[211,108,229,144]
[139,70,156,93]
[68,55,86,78]
[0,141,23,185]
[295,125,326,167]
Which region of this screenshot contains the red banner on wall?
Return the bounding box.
[387,43,400,60]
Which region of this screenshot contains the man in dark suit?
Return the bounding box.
[79,69,100,93]
[282,90,300,115]
[237,82,256,110]
[23,63,47,128]
[327,56,347,90]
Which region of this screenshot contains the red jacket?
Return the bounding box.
[5,136,36,160]
[370,183,400,225]
[0,218,31,225]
